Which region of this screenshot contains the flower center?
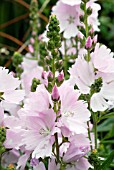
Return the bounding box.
[67,16,75,24]
[64,111,74,117]
[39,128,50,137]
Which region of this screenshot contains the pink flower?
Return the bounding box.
[61,0,81,6]
[69,51,114,112]
[69,56,95,94]
[87,0,101,31]
[0,103,4,126]
[91,43,114,73]
[17,151,30,170]
[33,159,60,170]
[21,109,58,159]
[58,82,90,134]
[63,134,90,162]
[0,67,25,104]
[52,0,101,39]
[23,84,52,114]
[65,157,91,170]
[52,1,81,39]
[21,57,43,94]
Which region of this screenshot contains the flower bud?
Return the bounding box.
[89,28,94,35]
[80,2,85,11]
[86,36,92,49]
[93,35,98,44]
[87,7,92,15]
[58,71,64,82]
[42,71,47,79]
[48,71,54,81]
[30,38,35,44]
[28,44,34,53]
[51,85,60,101]
[31,78,40,92]
[80,15,84,23]
[77,31,84,39]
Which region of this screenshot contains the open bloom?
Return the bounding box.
[23,84,52,115]
[52,1,81,39]
[52,0,101,39]
[61,0,81,6]
[0,103,4,126]
[0,67,25,104]
[21,109,58,159]
[58,82,90,134]
[69,44,114,112]
[21,55,43,94]
[65,157,91,170]
[91,43,114,73]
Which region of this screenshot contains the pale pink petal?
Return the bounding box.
[3,90,25,104]
[61,0,81,5]
[90,93,109,112]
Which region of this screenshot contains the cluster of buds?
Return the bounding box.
[29,0,39,57]
[12,52,23,76]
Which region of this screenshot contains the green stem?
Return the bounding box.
[84,4,89,38]
[54,102,60,162]
[55,132,59,162]
[75,36,79,58]
[87,49,90,62]
[92,112,98,150]
[0,155,2,170]
[39,0,50,14]
[87,121,93,151]
[52,56,55,85]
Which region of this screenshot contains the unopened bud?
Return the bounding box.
[93,35,98,44]
[51,85,60,101]
[30,38,35,44]
[89,28,94,34]
[77,31,84,39]
[28,44,34,53]
[87,7,92,15]
[48,71,54,81]
[58,71,64,82]
[80,2,85,11]
[80,15,84,22]
[42,71,47,79]
[86,36,92,49]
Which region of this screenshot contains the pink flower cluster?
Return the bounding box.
[2,78,91,169]
[1,0,113,170]
[69,43,114,112]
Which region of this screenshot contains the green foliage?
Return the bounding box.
[99,1,114,50]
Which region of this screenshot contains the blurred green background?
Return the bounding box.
[0,0,114,67]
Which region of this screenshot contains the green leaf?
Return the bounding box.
[97,150,114,170]
[99,112,114,121]
[97,118,114,132]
